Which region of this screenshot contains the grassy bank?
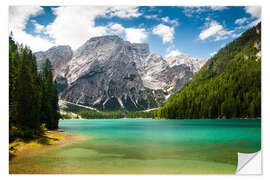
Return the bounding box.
[9,130,86,161]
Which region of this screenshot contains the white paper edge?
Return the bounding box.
[236,150,262,175]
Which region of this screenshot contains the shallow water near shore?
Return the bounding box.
[10,118,261,174]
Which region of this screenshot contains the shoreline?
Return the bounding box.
[9,130,87,169]
[9,119,259,174]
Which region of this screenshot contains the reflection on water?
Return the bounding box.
[10,119,261,174]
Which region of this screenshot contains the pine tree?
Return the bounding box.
[41,59,60,129]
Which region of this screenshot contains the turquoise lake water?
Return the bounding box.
[11,119,261,174]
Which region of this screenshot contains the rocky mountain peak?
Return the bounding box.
[34,45,73,78]
[34,35,207,111]
[132,43,150,56]
[165,54,207,73]
[35,45,73,58]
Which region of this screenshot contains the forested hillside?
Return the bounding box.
[155,23,261,119]
[9,34,60,141]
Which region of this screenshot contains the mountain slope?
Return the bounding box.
[155,23,261,119]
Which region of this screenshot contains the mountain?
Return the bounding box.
[34,45,73,78]
[35,35,206,111]
[165,54,206,73]
[155,23,261,119]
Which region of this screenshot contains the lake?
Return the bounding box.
[10,118,261,174]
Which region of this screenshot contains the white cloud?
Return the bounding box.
[145,14,159,20]
[165,49,182,57]
[107,7,142,18]
[248,18,261,27]
[233,7,261,31]
[45,7,110,50]
[245,6,261,19]
[125,28,147,43]
[245,6,261,27]
[199,21,223,40]
[161,16,179,26]
[144,15,179,27]
[32,20,45,33]
[183,6,227,17]
[107,23,125,35]
[210,51,217,57]
[9,6,44,31]
[107,23,148,43]
[34,23,45,33]
[10,6,144,52]
[199,21,233,41]
[210,6,227,11]
[12,30,55,52]
[235,17,248,25]
[183,7,206,17]
[152,24,174,44]
[9,6,55,52]
[231,33,242,39]
[44,6,145,50]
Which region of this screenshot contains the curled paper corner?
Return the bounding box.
[236,150,262,175]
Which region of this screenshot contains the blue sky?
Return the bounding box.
[9,6,261,59]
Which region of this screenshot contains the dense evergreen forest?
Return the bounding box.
[9,34,60,142]
[155,23,261,119]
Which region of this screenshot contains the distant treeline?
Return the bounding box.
[155,23,261,119]
[62,104,154,119]
[9,34,60,141]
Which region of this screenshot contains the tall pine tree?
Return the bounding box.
[40,59,60,130]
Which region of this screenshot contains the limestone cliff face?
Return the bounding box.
[34,45,73,79]
[35,35,206,111]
